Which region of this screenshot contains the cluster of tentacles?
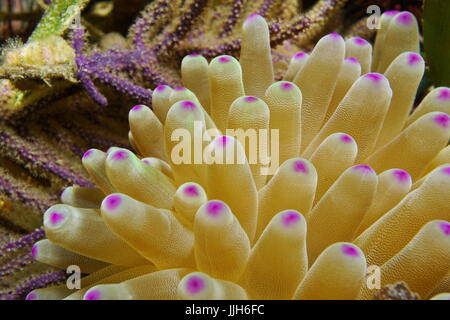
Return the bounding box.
[19,11,450,300]
[0,0,433,300]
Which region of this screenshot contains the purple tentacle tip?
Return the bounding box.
[184,185,199,197]
[246,13,261,22]
[439,222,450,236]
[186,276,205,295]
[384,10,399,16]
[181,100,196,110]
[188,53,200,57]
[82,149,94,160]
[85,290,102,300]
[25,292,37,300]
[282,211,301,227]
[407,53,422,66]
[353,37,367,46]
[218,56,231,63]
[49,212,65,226]
[345,57,359,64]
[392,170,411,184]
[112,150,129,161]
[293,160,308,173]
[340,134,353,143]
[244,96,258,103]
[206,201,224,217]
[31,244,38,258]
[437,88,450,101]
[328,33,342,39]
[441,167,450,175]
[353,164,374,173]
[216,135,230,147]
[131,104,144,111]
[294,52,306,59]
[341,244,360,257]
[433,113,450,128]
[396,12,413,25]
[105,195,122,211]
[280,82,294,90]
[155,85,166,92]
[364,73,384,83]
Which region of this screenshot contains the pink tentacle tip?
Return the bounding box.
[280,82,294,90]
[392,169,411,184]
[105,195,122,211]
[184,185,199,197]
[49,212,65,226]
[25,292,37,300]
[345,57,359,64]
[384,10,399,16]
[31,244,38,258]
[112,150,129,161]
[341,244,360,257]
[441,167,450,175]
[186,276,205,295]
[246,13,261,22]
[174,87,186,91]
[437,88,450,101]
[155,85,167,92]
[181,100,196,110]
[216,135,230,147]
[188,53,200,57]
[131,104,144,111]
[433,113,450,128]
[353,164,374,173]
[244,96,258,103]
[340,134,353,143]
[353,37,368,46]
[364,73,384,83]
[396,12,413,25]
[282,211,301,227]
[294,52,306,59]
[82,149,94,160]
[407,53,422,66]
[206,201,224,217]
[328,33,342,40]
[439,222,450,236]
[84,290,102,300]
[293,160,308,173]
[218,56,231,63]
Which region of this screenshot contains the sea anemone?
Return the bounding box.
[26,11,449,300]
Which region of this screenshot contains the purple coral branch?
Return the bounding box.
[220,0,244,38]
[73,28,108,106]
[72,28,153,105]
[0,228,45,257]
[0,252,33,277]
[0,270,66,300]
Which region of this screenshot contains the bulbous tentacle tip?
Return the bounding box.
[437,88,450,101]
[280,210,302,228]
[102,194,123,211]
[438,221,450,236]
[394,11,415,26]
[83,289,103,300]
[25,292,38,300]
[340,243,362,258]
[392,169,412,185]
[339,133,354,143]
[352,164,375,174]
[43,206,69,229]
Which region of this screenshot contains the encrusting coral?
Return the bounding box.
[22,10,450,300]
